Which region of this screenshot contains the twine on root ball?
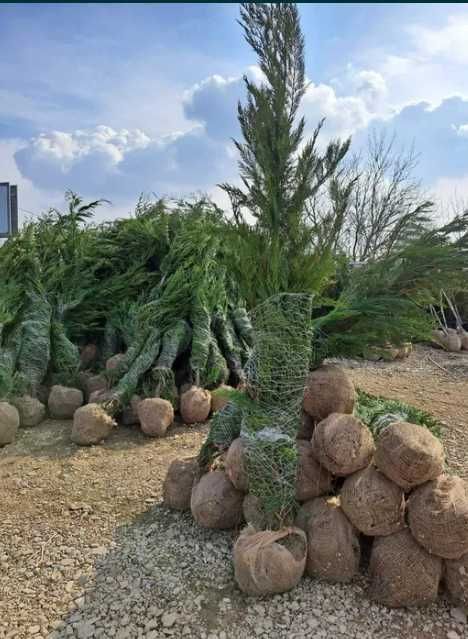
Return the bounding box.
[191,470,244,529]
[305,496,360,583]
[303,364,355,422]
[163,458,199,512]
[295,440,333,502]
[369,528,442,608]
[408,475,468,559]
[233,526,307,595]
[374,421,444,490]
[311,413,375,477]
[340,465,405,536]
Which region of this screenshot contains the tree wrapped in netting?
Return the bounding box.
[200,293,314,528]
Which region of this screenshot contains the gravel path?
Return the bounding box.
[49,507,465,639]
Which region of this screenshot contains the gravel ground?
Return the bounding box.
[46,507,467,639]
[0,345,467,639]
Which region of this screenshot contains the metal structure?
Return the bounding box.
[0,182,18,238]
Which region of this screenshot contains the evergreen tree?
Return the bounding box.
[221,3,350,304]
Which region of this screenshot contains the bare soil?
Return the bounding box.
[0,344,466,638]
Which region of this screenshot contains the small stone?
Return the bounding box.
[451,607,467,625]
[161,613,177,628]
[28,627,40,635]
[447,632,460,639]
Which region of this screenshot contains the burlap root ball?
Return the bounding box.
[340,465,405,536]
[295,440,333,502]
[294,500,316,532]
[163,457,199,511]
[211,385,235,413]
[369,528,442,608]
[48,385,84,419]
[0,402,20,446]
[137,398,174,437]
[234,526,307,595]
[445,553,468,607]
[305,497,360,582]
[408,475,468,559]
[121,395,142,426]
[191,470,243,529]
[303,365,356,422]
[105,353,126,371]
[243,494,268,530]
[374,421,445,491]
[225,438,249,492]
[311,413,375,477]
[180,386,211,424]
[12,395,46,427]
[297,411,315,441]
[459,329,468,351]
[71,403,116,446]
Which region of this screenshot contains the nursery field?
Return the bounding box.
[0,346,467,639]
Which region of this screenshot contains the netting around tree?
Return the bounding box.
[199,293,314,528]
[241,294,314,527]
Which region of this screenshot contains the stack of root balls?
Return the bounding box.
[163,364,468,609]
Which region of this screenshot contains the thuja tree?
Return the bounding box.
[220,3,350,307]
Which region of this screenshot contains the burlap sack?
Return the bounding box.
[305,497,360,582]
[369,528,442,608]
[138,398,174,437]
[374,421,445,490]
[243,494,268,530]
[408,475,468,559]
[294,500,316,532]
[311,413,375,477]
[295,440,333,502]
[180,386,211,424]
[445,552,468,606]
[303,365,355,422]
[225,437,249,492]
[460,329,468,351]
[446,328,462,352]
[191,470,243,529]
[297,411,315,440]
[163,457,199,511]
[340,465,405,536]
[71,403,116,446]
[233,526,307,595]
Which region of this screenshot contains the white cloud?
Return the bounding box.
[302,82,375,140]
[410,16,468,65]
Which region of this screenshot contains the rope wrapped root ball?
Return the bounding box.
[374,421,444,490]
[305,497,360,583]
[340,465,405,536]
[408,475,468,559]
[311,413,375,477]
[163,457,199,511]
[225,437,249,492]
[369,528,442,608]
[233,526,307,595]
[445,552,468,607]
[243,494,268,530]
[303,365,356,422]
[295,440,333,502]
[191,470,243,529]
[180,386,211,424]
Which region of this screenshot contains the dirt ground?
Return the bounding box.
[0,344,467,638]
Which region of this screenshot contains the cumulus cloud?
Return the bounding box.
[14,123,234,199]
[410,16,468,65]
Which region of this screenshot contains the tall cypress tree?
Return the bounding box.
[220,3,350,302]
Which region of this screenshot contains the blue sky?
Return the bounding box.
[1,2,468,221]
